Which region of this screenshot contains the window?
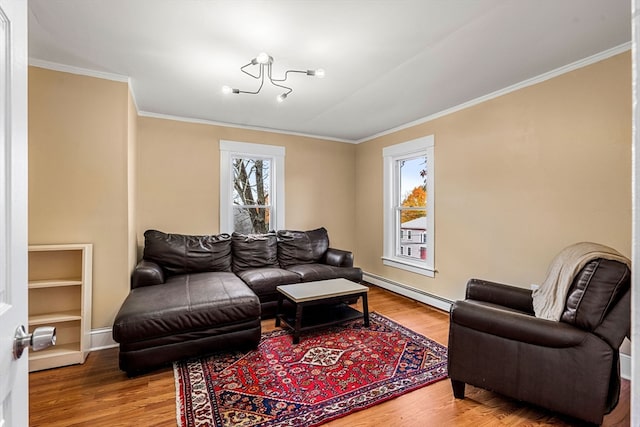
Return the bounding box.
[382,135,434,277]
[220,140,285,234]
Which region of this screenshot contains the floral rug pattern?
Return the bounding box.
[174,312,448,427]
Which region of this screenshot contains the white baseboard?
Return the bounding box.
[90,327,118,351]
[86,272,452,353]
[363,271,452,312]
[89,280,631,381]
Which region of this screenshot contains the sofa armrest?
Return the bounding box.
[131,260,165,289]
[451,300,587,347]
[465,278,534,314]
[324,248,354,268]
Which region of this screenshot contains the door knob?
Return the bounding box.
[13,325,56,359]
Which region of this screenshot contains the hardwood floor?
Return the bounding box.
[29,285,630,426]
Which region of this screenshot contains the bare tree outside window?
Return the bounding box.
[232,157,271,233]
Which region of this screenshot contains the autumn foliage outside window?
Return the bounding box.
[397,156,427,260]
[398,156,427,224]
[400,185,426,222]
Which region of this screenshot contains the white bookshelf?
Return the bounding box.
[28,244,92,372]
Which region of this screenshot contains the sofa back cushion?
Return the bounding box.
[277,227,329,268]
[561,258,630,331]
[231,232,279,272]
[143,229,232,275]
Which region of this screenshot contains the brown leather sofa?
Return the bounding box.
[112,227,362,375]
[229,227,362,316]
[447,258,630,425]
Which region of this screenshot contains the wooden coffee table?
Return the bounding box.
[275,278,369,344]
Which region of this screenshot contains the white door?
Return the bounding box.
[0,0,28,426]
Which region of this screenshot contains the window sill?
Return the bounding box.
[381,257,435,278]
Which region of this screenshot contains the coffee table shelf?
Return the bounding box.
[278,303,364,332]
[276,279,369,344]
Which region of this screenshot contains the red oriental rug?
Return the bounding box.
[174,312,448,427]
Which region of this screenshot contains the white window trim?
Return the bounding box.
[219,140,285,234]
[382,135,435,277]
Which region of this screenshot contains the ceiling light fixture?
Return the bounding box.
[222,52,324,102]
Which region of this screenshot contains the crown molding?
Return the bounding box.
[29,58,130,83]
[30,58,142,115]
[29,57,353,143]
[137,111,357,144]
[358,41,632,143]
[29,41,631,145]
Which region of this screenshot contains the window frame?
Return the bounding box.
[219,140,285,234]
[382,135,435,277]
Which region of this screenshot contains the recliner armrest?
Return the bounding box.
[324,248,354,268]
[451,300,587,347]
[131,260,165,289]
[466,278,534,314]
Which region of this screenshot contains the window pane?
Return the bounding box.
[233,207,270,234]
[232,158,270,206]
[399,156,426,208]
[382,134,434,276]
[397,209,427,259]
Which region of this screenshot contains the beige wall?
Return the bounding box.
[355,52,632,302]
[28,51,631,330]
[136,117,357,254]
[29,67,133,329]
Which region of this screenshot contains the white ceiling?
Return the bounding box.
[28,0,631,143]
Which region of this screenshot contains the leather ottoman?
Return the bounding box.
[113,271,261,376]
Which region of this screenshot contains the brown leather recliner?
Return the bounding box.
[448,258,630,425]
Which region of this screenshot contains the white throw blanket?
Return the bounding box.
[532,242,631,321]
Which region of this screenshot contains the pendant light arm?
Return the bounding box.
[271,69,306,83]
[235,63,265,94]
[223,52,322,101]
[240,61,263,80]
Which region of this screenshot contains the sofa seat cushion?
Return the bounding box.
[113,271,260,344]
[237,267,301,302]
[286,263,363,283]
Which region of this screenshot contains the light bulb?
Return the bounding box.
[277,93,288,103]
[222,86,239,95]
[256,52,270,64]
[315,69,325,78]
